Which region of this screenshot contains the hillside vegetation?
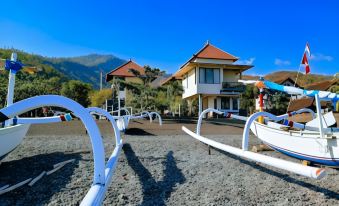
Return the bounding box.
[0,49,92,108]
[45,54,126,88]
[243,71,334,87]
[0,48,126,89]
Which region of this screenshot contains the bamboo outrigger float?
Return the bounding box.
[183,78,338,179]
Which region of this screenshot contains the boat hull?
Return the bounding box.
[0,124,30,160]
[250,122,339,166]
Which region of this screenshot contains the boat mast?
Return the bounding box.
[6,53,18,107]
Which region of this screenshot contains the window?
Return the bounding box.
[186,74,188,88]
[199,68,220,84]
[221,97,230,110]
[119,84,125,91]
[206,68,214,83]
[232,98,239,110]
[214,69,220,84]
[195,68,196,84]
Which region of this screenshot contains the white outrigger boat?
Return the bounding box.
[0,53,162,205]
[0,53,31,160]
[183,78,338,179]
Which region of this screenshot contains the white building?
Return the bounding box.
[171,42,253,117]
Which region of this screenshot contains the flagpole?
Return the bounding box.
[287,44,308,111]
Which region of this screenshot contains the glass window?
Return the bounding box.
[119,84,125,91]
[199,68,205,83]
[199,68,220,84]
[221,97,230,110]
[206,68,214,84]
[214,69,220,84]
[232,98,238,110]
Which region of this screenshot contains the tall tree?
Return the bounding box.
[61,80,92,107]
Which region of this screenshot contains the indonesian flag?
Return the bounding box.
[301,43,311,74]
[301,52,310,74]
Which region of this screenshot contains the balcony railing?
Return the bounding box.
[221,82,245,93]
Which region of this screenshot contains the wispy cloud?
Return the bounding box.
[309,53,333,61]
[236,57,255,65]
[274,58,291,66]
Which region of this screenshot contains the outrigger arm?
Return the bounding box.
[184,108,327,180]
[0,95,122,206]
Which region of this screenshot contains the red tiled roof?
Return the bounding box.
[106,60,145,82]
[194,43,238,61]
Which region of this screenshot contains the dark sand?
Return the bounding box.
[0,119,338,205]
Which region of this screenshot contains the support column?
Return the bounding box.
[315,94,324,139]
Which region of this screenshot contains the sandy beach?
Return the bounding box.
[0,119,338,206]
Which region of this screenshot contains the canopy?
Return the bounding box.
[238,79,339,107]
[262,80,338,102]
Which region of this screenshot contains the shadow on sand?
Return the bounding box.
[213,148,339,200]
[123,144,185,206]
[0,152,81,205]
[125,128,155,136]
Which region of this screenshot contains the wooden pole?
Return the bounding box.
[258,89,264,123]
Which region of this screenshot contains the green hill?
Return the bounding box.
[44,54,126,88]
[0,49,70,107]
[1,49,126,89]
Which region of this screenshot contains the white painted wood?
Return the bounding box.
[0,124,30,158]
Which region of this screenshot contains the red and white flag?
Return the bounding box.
[301,53,310,74]
[301,43,311,74]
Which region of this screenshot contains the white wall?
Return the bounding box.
[182,67,241,99]
[193,58,234,65]
[223,70,239,82]
[119,90,126,100]
[182,68,198,99]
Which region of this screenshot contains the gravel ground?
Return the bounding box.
[0,119,338,205]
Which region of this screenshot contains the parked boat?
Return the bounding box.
[0,124,30,160]
[183,78,338,179]
[0,53,31,161]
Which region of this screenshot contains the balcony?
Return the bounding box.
[220,82,245,93]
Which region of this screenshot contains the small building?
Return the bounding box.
[106,60,145,109]
[171,42,253,116]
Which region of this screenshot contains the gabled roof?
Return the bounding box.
[193,43,239,61]
[173,42,251,78]
[305,79,338,91]
[106,60,145,82]
[150,74,172,88]
[272,76,300,88]
[161,75,183,86]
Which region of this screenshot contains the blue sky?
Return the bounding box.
[0,0,338,75]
